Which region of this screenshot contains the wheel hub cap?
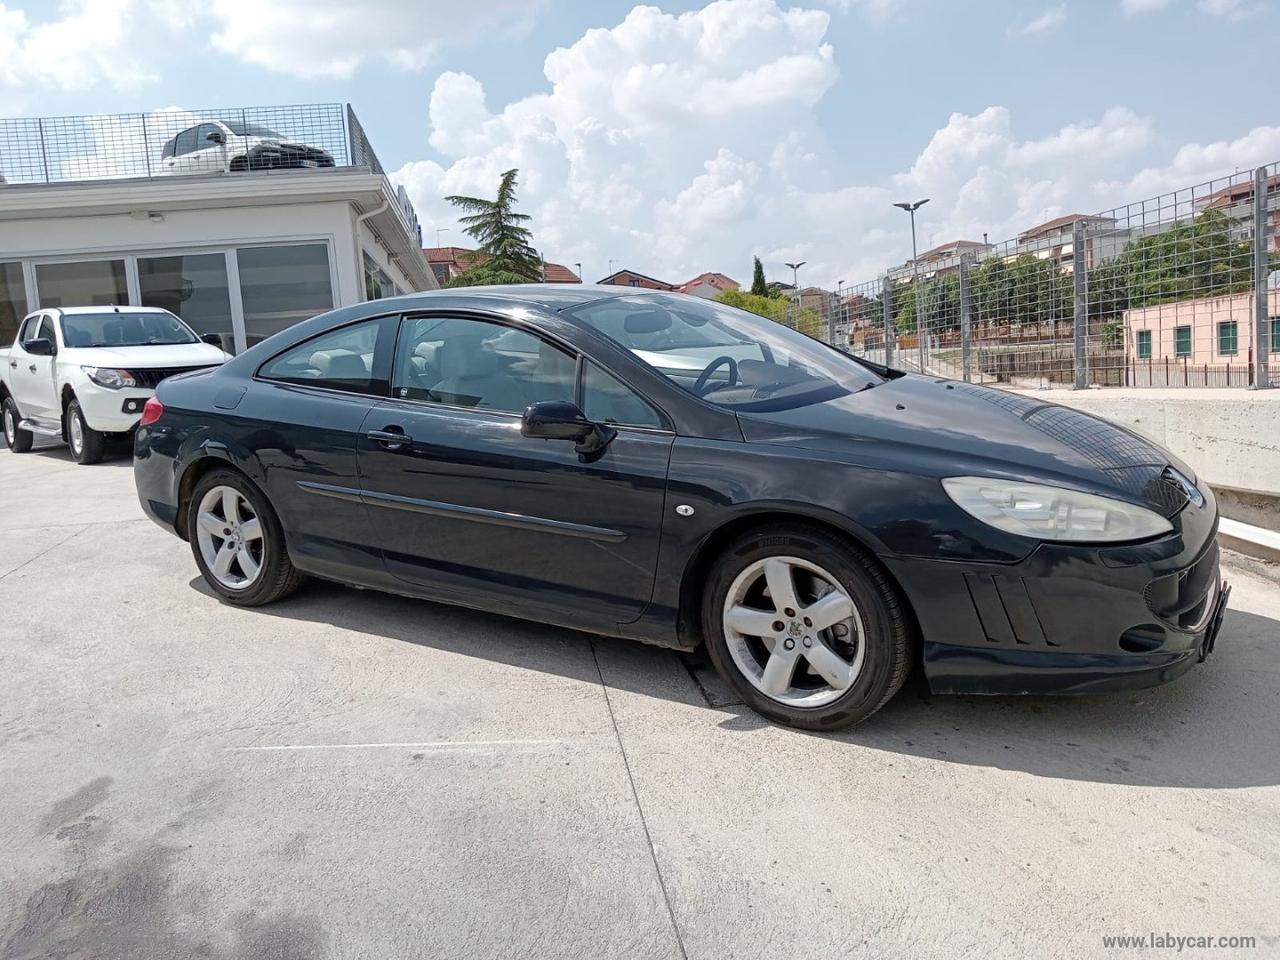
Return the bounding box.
[195,485,265,590]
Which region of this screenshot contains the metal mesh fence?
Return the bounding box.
[0,104,372,184]
[790,162,1279,390]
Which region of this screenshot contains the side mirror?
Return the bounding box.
[24,337,53,356]
[200,333,223,347]
[206,131,225,145]
[521,400,616,455]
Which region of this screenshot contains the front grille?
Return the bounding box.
[132,365,218,389]
[1144,541,1220,629]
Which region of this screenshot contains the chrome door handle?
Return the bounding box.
[28,364,36,373]
[367,428,409,450]
[8,360,15,368]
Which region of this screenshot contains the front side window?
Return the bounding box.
[582,361,663,428]
[259,319,383,395]
[36,316,58,344]
[1217,320,1238,356]
[60,311,197,348]
[1136,329,1152,359]
[173,127,199,157]
[392,316,575,413]
[567,294,882,412]
[18,315,41,345]
[1174,325,1191,358]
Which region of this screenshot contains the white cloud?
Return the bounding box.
[1197,0,1264,18]
[1010,4,1068,35]
[0,0,169,107]
[1121,0,1173,13]
[205,0,541,78]
[392,0,1279,290]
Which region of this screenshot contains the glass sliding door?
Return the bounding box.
[0,262,28,346]
[35,259,128,308]
[138,253,235,352]
[237,243,334,348]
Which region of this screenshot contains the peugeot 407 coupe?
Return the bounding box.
[134,286,1229,730]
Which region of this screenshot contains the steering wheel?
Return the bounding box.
[692,355,740,396]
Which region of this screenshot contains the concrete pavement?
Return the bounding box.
[1,443,1278,959]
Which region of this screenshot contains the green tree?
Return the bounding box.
[444,168,541,282]
[750,256,767,296]
[716,289,824,338]
[1114,208,1252,309]
[445,263,535,288]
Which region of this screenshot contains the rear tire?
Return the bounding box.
[188,468,304,606]
[66,398,105,464]
[3,398,32,453]
[702,523,913,731]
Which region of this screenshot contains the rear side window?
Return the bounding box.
[259,319,387,396]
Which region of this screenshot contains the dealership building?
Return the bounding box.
[0,103,436,353]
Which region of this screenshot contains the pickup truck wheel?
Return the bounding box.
[3,398,32,453]
[66,398,105,464]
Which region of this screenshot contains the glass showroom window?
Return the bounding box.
[138,253,235,352]
[238,243,334,348]
[35,259,127,309]
[0,262,27,346]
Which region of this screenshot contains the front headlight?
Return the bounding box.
[942,476,1173,543]
[80,366,136,389]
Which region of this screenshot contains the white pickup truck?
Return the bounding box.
[1,306,228,464]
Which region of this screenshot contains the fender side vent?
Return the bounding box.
[963,573,1056,647]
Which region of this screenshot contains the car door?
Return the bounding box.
[356,313,675,630]
[10,314,57,422]
[165,127,199,175]
[249,315,397,580]
[188,123,228,174]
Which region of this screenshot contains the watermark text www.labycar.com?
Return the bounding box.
[1102,932,1260,951]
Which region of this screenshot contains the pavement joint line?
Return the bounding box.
[226,738,579,753]
[0,524,90,582]
[589,640,690,960]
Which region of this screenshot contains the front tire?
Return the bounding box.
[702,524,913,731]
[3,398,32,453]
[188,468,304,606]
[66,398,105,464]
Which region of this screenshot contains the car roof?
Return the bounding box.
[374,284,671,315]
[35,305,175,316]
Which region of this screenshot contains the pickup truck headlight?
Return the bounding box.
[80,366,137,389]
[942,476,1173,543]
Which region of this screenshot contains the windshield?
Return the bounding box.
[567,294,883,412]
[60,311,198,348]
[223,121,286,139]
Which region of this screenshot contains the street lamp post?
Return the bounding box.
[784,261,806,329]
[893,198,930,372]
[435,227,449,248]
[575,262,583,285]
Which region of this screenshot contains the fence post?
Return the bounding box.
[37,118,51,183]
[141,113,152,178]
[1072,218,1089,389]
[959,254,972,382]
[1251,165,1272,390]
[882,276,894,368]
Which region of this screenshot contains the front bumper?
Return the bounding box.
[883,498,1227,695]
[75,384,153,433]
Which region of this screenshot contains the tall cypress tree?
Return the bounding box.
[750,256,767,296]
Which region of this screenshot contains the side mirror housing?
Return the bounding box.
[206,130,225,145]
[24,337,53,356]
[200,333,224,347]
[521,400,616,455]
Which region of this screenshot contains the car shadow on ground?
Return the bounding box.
[21,442,134,466]
[190,575,1280,791]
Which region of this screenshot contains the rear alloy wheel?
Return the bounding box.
[66,398,105,464]
[703,525,913,730]
[3,398,33,453]
[188,469,304,606]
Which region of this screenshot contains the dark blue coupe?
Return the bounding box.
[134,286,1228,729]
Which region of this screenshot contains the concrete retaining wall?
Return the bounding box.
[1018,387,1280,530]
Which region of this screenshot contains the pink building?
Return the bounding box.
[1125,289,1280,365]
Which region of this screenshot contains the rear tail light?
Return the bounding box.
[139,396,165,427]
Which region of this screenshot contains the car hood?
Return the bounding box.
[68,342,229,368]
[736,375,1195,517]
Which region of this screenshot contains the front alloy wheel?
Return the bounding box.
[723,556,866,708]
[703,524,913,730]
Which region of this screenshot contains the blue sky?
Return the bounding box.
[4,0,1277,285]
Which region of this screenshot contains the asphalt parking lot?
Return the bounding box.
[1,443,1278,960]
